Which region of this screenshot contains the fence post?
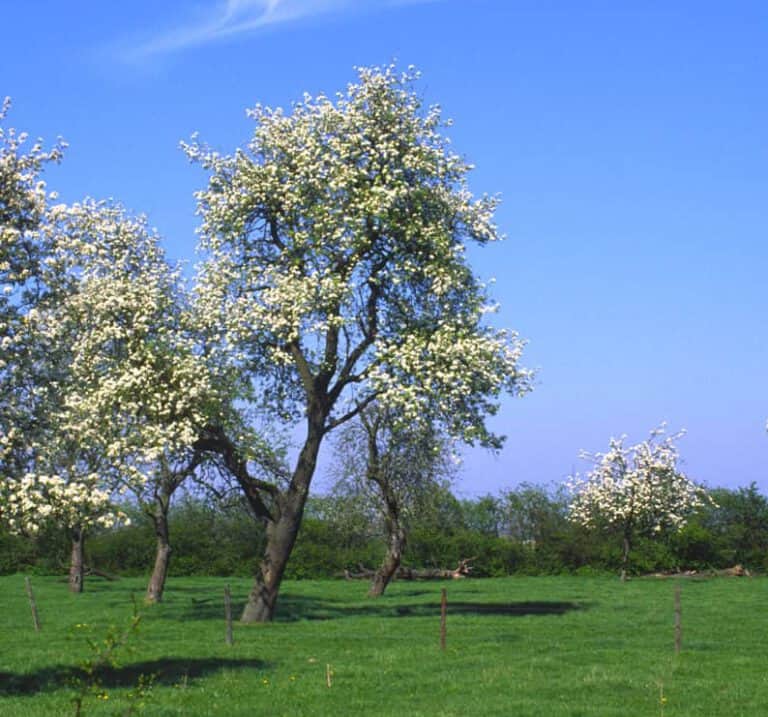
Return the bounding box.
[674,583,682,654]
[440,587,447,651]
[224,584,234,646]
[25,576,41,632]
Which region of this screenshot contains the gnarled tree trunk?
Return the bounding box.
[368,478,406,598]
[240,416,324,623]
[143,461,195,604]
[368,524,406,597]
[69,526,85,593]
[145,507,171,604]
[240,499,304,622]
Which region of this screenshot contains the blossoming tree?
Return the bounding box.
[567,425,712,580]
[186,65,532,622]
[0,100,246,597]
[36,200,237,599]
[0,100,116,594]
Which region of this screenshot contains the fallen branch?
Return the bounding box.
[646,564,751,579]
[84,566,120,581]
[344,558,474,581]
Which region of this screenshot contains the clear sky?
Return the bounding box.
[2,1,766,496]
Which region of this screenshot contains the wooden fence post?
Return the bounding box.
[440,587,447,651]
[224,584,233,646]
[674,583,682,654]
[25,576,41,632]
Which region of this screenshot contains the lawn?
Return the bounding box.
[1,574,765,716]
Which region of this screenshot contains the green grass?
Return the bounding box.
[1,574,767,716]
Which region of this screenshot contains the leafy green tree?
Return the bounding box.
[701,484,768,568]
[461,494,505,537]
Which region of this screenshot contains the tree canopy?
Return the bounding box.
[186,65,531,444]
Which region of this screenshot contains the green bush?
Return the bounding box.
[3,484,766,579]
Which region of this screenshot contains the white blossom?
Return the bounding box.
[186,64,532,444]
[567,424,713,535]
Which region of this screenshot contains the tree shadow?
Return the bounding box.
[389,588,434,598]
[0,656,268,697]
[395,601,583,617]
[178,592,585,622]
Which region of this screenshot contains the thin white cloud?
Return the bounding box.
[122,0,440,62]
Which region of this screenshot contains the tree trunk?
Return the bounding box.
[240,418,324,623]
[145,509,172,604]
[368,527,406,597]
[240,504,303,622]
[368,480,406,598]
[143,463,190,604]
[69,527,85,593]
[621,530,631,582]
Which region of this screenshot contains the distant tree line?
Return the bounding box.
[3,482,766,580]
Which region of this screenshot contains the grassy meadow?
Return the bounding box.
[1,574,766,716]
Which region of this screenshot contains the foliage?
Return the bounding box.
[691,483,768,569]
[330,407,457,517]
[4,479,768,579]
[460,494,505,536]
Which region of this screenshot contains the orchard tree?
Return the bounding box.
[0,104,241,597]
[331,405,457,597]
[186,65,531,622]
[36,200,238,600]
[567,424,712,580]
[0,99,115,593]
[0,101,125,592]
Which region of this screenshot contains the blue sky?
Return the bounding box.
[2,0,766,496]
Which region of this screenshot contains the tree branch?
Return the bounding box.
[194,428,278,522]
[325,392,380,433]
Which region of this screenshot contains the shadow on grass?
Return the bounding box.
[0,656,268,697]
[396,601,583,617]
[179,593,585,622]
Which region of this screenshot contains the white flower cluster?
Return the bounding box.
[567,424,712,533]
[1,471,128,535]
[36,201,224,493]
[186,65,531,443]
[0,97,65,294]
[369,322,531,445]
[2,195,229,535]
